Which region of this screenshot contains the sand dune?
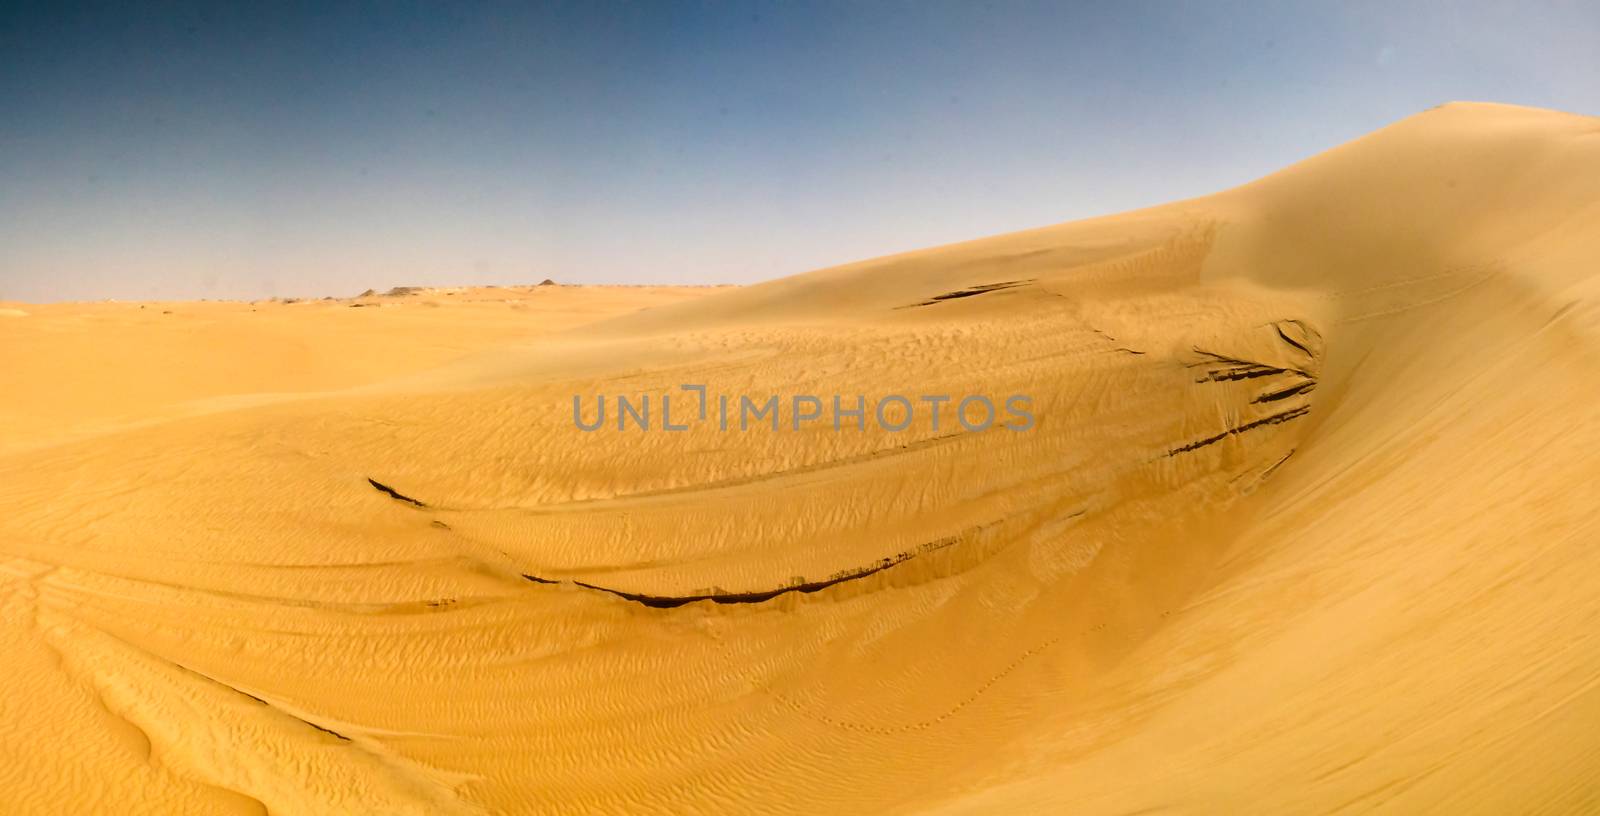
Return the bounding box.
[2,102,1599,814]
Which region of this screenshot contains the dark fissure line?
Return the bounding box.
[367,478,427,508]
[1252,380,1317,403]
[178,661,351,741]
[522,521,1015,609]
[1167,406,1311,456]
[1198,365,1285,383]
[1189,348,1313,383]
[528,551,916,609]
[1091,327,1146,356]
[1259,448,1296,480]
[898,279,1033,309]
[1188,349,1268,368]
[1274,324,1313,356]
[213,678,351,741]
[300,720,352,742]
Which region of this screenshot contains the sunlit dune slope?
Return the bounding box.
[0,285,713,454]
[2,102,1598,814]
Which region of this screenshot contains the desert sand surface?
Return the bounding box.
[0,285,715,456]
[2,102,1598,814]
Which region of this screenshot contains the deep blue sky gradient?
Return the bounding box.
[2,1,1597,301]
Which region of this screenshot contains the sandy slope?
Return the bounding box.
[2,102,1598,814]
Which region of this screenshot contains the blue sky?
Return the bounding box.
[2,1,1597,302]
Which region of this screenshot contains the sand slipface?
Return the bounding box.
[1,103,1599,814]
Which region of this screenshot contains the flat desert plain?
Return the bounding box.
[2,102,1599,814]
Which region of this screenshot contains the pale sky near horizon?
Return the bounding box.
[2,1,1598,303]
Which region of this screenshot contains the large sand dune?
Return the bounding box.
[2,102,1598,813]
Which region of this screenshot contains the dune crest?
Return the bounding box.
[2,102,1599,814]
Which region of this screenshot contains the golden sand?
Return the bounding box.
[2,103,1598,813]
